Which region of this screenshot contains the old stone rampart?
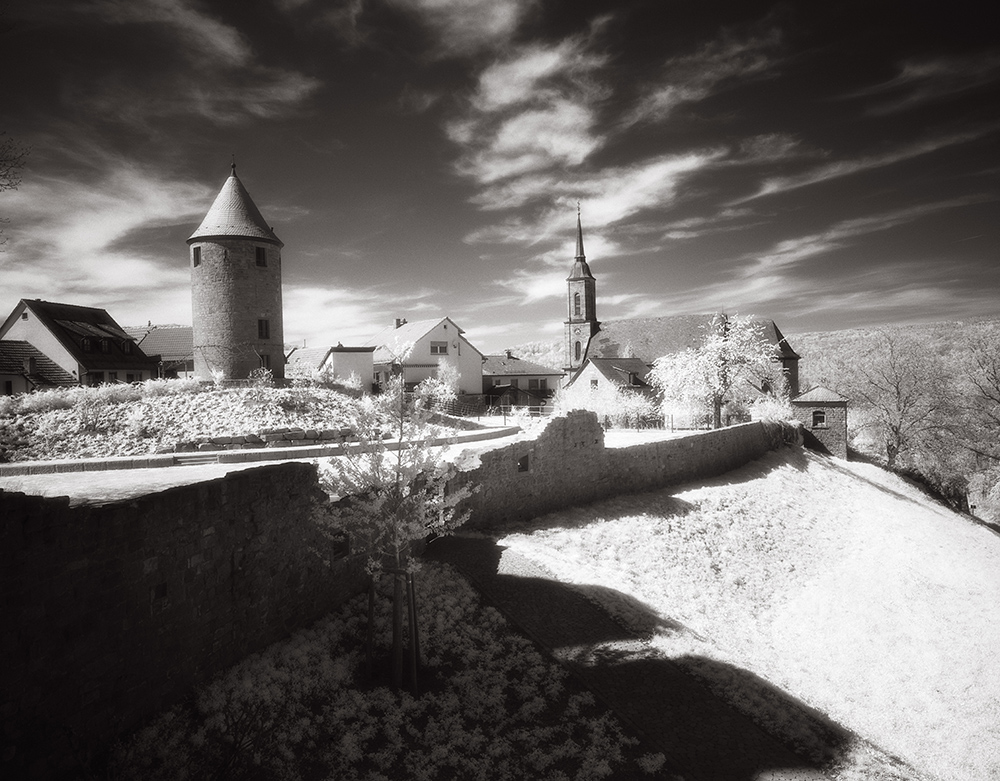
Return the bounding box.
[0,462,365,778]
[452,410,792,528]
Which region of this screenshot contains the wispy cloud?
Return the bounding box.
[846,52,1000,115]
[387,0,535,58]
[624,28,782,126]
[738,126,999,201]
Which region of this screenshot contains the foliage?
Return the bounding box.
[415,361,459,411]
[650,314,787,429]
[501,340,565,371]
[109,563,647,781]
[552,381,661,430]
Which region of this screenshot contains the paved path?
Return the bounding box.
[424,535,834,781]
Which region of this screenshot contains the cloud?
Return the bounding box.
[624,28,782,126]
[387,0,535,57]
[739,126,1000,201]
[846,52,1000,115]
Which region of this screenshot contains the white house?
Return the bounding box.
[364,317,484,396]
[286,345,375,392]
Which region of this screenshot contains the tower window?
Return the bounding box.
[258,319,270,339]
[574,341,581,361]
[573,292,581,316]
[192,246,201,267]
[256,247,267,267]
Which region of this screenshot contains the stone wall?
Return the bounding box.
[452,410,791,528]
[0,462,365,777]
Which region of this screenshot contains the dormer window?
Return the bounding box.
[256,247,267,267]
[100,339,112,354]
[82,337,93,352]
[122,340,134,355]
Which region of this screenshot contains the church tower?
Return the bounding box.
[188,164,285,380]
[564,209,599,374]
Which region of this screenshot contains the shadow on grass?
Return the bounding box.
[424,535,848,781]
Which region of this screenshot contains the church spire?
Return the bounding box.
[575,203,585,259]
[564,207,599,375]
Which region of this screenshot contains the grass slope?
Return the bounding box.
[494,446,1000,781]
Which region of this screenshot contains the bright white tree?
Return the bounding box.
[649,314,787,429]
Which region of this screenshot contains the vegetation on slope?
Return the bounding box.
[0,380,372,462]
[494,446,1000,781]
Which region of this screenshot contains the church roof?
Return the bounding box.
[187,165,283,246]
[585,314,800,366]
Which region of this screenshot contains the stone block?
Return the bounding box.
[210,436,233,445]
[261,433,286,442]
[197,443,217,452]
[304,429,319,440]
[282,430,306,440]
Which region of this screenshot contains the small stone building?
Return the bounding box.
[791,385,849,458]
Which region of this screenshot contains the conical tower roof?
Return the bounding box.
[566,210,595,281]
[187,164,283,246]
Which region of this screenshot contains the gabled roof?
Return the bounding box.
[792,385,848,403]
[187,165,282,246]
[287,346,333,368]
[0,340,76,386]
[11,300,159,372]
[585,357,653,387]
[483,354,565,377]
[125,325,193,362]
[364,317,484,363]
[585,314,800,366]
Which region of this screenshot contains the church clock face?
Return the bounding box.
[573,327,582,335]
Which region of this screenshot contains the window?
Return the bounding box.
[100,339,111,354]
[126,374,136,382]
[573,292,581,316]
[430,341,448,355]
[122,340,133,355]
[108,372,118,383]
[4,381,12,395]
[192,246,201,266]
[89,372,105,386]
[574,341,581,361]
[812,410,827,428]
[590,379,599,389]
[256,247,267,267]
[539,379,547,391]
[260,353,271,369]
[510,379,519,389]
[258,319,270,339]
[20,312,28,320]
[528,379,539,390]
[81,337,93,352]
[493,378,502,386]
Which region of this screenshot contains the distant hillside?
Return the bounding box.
[502,340,564,371]
[788,317,1000,392]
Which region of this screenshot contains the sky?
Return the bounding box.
[1,0,997,354]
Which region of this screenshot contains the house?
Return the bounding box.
[285,344,376,392]
[125,325,194,378]
[482,351,564,408]
[0,340,76,395]
[363,317,484,396]
[0,299,159,387]
[565,356,656,398]
[791,386,849,458]
[562,214,800,396]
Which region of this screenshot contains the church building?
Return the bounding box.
[188,164,285,380]
[562,213,800,397]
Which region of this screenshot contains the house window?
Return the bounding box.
[528,379,539,390]
[539,379,547,391]
[89,372,105,386]
[126,374,136,382]
[430,341,448,355]
[20,312,28,320]
[510,379,519,389]
[591,379,599,390]
[82,337,93,352]
[100,339,111,354]
[573,292,581,316]
[192,246,201,266]
[574,341,581,361]
[260,353,271,369]
[122,340,133,355]
[812,410,827,428]
[256,247,267,267]
[493,378,502,386]
[258,319,270,339]
[108,372,118,383]
[4,381,12,395]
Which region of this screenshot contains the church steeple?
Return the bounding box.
[564,208,599,375]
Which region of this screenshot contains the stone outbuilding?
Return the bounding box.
[791,385,849,458]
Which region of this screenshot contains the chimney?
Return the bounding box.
[395,318,408,329]
[505,349,514,359]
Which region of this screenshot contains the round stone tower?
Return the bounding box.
[188,164,285,381]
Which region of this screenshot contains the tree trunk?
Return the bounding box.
[366,575,376,679]
[391,573,404,690]
[406,572,420,696]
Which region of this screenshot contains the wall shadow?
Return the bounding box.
[423,535,850,781]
